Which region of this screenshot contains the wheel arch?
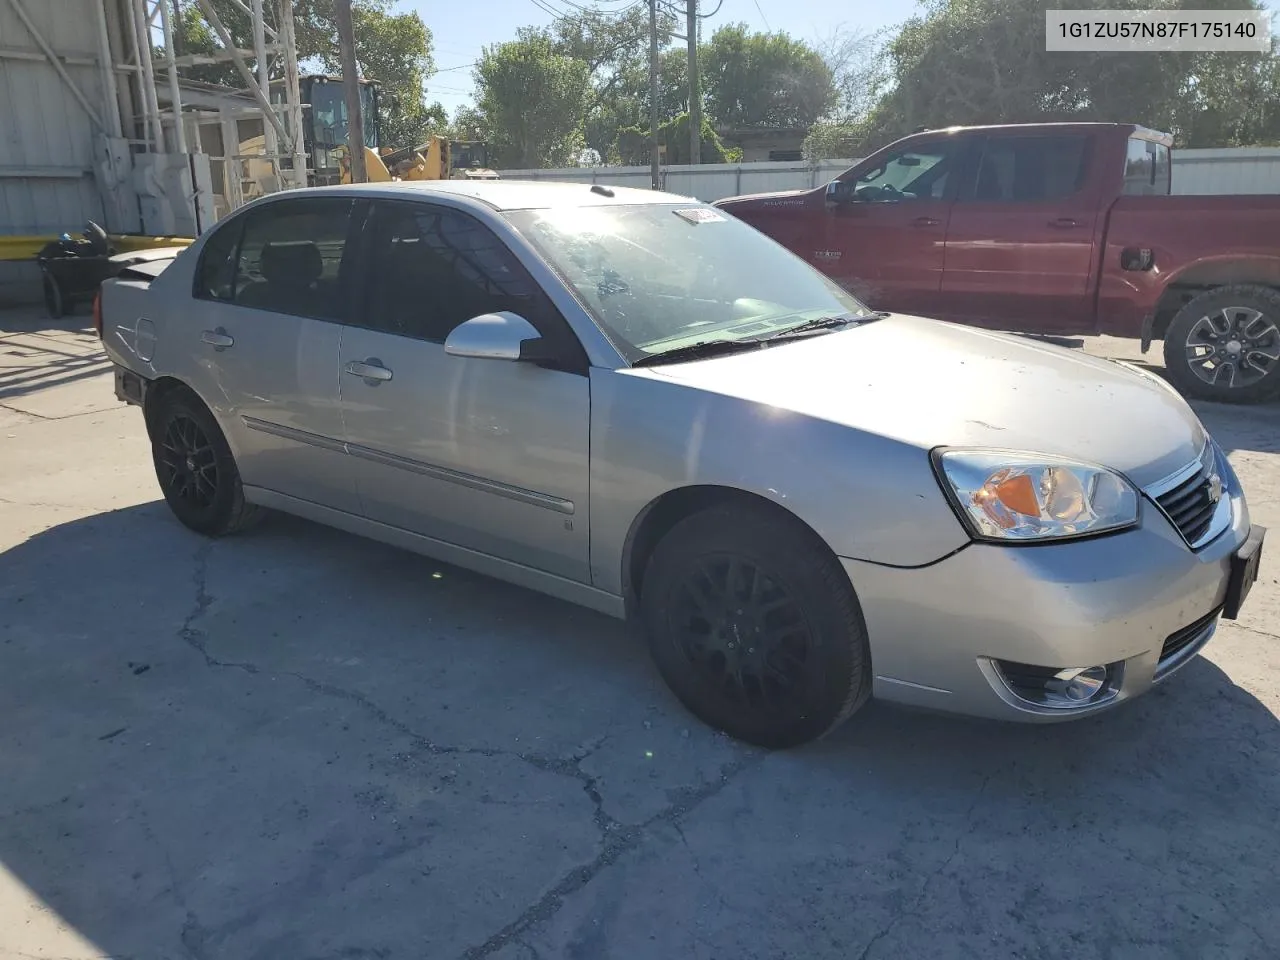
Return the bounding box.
[1151,258,1280,341]
[620,484,839,618]
[142,376,210,442]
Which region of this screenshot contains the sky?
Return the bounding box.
[411,0,921,115]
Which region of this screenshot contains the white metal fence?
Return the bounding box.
[499,147,1280,201]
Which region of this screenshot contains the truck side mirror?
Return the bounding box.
[825,180,855,206]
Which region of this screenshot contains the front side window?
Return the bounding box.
[971,136,1089,202]
[232,197,353,321]
[843,142,959,202]
[362,202,551,342]
[505,203,874,362]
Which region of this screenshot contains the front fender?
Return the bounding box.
[587,369,969,595]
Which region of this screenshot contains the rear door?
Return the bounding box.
[337,199,593,583]
[188,195,360,513]
[940,132,1102,332]
[820,137,965,316]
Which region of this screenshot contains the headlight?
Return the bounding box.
[935,449,1139,542]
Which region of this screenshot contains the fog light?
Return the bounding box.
[1048,665,1108,702]
[993,659,1120,709]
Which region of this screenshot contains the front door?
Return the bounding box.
[940,133,1102,332]
[820,138,964,316]
[338,200,592,584]
[188,195,360,514]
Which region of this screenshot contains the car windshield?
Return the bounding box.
[504,203,873,363]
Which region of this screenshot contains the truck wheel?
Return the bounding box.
[1163,285,1280,404]
[150,389,261,537]
[640,503,872,749]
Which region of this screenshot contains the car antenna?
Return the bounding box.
[590,184,615,197]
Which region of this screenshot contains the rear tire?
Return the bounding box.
[149,389,261,537]
[42,273,64,319]
[640,504,871,749]
[1162,285,1280,404]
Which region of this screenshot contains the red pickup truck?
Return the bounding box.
[714,123,1280,404]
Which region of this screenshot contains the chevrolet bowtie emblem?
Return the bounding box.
[1207,472,1223,503]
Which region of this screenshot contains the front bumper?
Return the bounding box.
[843,484,1254,723]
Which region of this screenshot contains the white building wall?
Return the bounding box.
[1171,147,1280,195]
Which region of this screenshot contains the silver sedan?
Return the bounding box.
[100,181,1266,748]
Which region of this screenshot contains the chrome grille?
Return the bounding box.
[1146,444,1231,549]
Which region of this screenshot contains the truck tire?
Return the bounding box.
[640,503,872,749]
[1163,284,1280,404]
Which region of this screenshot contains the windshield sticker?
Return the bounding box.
[673,207,726,224]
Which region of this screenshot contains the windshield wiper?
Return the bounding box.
[764,311,888,341]
[632,337,768,367]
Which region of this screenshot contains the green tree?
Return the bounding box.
[857,0,1280,150]
[702,24,836,129]
[474,30,591,167]
[617,113,732,164]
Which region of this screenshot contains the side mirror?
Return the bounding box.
[825,180,856,206]
[444,311,547,362]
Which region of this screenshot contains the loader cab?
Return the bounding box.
[270,75,381,186]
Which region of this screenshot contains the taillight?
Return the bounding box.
[92,289,103,338]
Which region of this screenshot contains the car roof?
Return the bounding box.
[295,179,693,211]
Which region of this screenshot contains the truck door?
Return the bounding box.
[820,137,964,316]
[940,132,1102,333]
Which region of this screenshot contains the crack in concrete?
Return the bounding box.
[178,543,259,676]
[855,772,993,960]
[171,537,761,960]
[457,751,760,960]
[135,799,213,960]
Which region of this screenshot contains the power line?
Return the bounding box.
[751,0,770,31]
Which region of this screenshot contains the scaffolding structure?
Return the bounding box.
[134,0,310,192]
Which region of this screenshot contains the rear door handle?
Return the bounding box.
[201,328,234,350]
[344,358,393,384]
[911,216,941,227]
[1048,217,1079,228]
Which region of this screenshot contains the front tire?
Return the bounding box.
[640,504,872,749]
[1163,285,1280,404]
[150,390,260,536]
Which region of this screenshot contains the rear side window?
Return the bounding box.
[970,136,1089,202]
[1123,137,1172,196]
[194,219,242,301]
[231,197,354,321]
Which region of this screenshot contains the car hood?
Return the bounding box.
[629,314,1206,488]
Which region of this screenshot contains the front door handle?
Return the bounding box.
[911,216,941,227]
[201,328,234,350]
[1048,217,1079,228]
[344,358,393,384]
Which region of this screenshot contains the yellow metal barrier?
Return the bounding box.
[0,233,194,262]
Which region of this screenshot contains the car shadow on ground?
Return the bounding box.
[2,502,1278,958]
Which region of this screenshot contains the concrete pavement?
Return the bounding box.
[2,306,1278,960]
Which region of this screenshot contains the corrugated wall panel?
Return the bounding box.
[0,0,112,234]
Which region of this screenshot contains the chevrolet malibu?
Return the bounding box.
[99,181,1266,748]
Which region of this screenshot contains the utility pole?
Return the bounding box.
[687,0,700,164]
[648,0,660,189]
[334,0,367,183]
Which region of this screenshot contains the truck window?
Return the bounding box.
[846,142,959,202]
[1123,138,1172,196]
[969,136,1088,203]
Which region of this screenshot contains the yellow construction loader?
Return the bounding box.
[340,136,500,184]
